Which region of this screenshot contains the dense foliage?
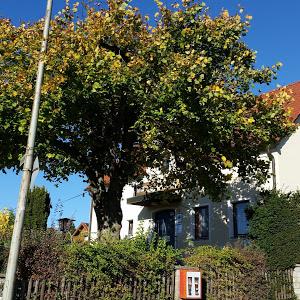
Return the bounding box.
[249,190,300,270]
[4,226,297,299]
[24,186,51,231]
[63,233,180,298]
[0,208,14,272]
[1,186,51,272]
[0,208,14,242]
[185,245,270,299]
[17,229,66,280]
[0,0,294,235]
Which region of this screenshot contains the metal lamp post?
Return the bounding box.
[2,1,53,299]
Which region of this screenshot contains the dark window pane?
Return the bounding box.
[195,206,209,239]
[128,220,133,236]
[233,201,249,237]
[154,210,175,247]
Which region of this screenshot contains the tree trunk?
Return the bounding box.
[87,172,126,239]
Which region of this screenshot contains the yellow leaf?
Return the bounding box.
[222,10,229,18]
[74,53,80,60]
[189,72,196,79]
[225,160,233,168]
[113,60,121,68]
[248,117,255,124]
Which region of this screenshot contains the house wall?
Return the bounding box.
[120,185,154,238]
[90,205,98,240]
[272,118,300,192]
[120,179,258,248]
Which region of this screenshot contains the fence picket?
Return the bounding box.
[133,278,137,299]
[26,277,33,300]
[83,278,89,300]
[33,280,39,300]
[40,280,45,300]
[60,277,65,299]
[45,279,52,300]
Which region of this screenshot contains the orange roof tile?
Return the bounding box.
[72,222,89,237]
[266,81,300,121]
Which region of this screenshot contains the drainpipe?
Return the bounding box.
[267,151,277,190]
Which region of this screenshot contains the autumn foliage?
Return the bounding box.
[0,0,295,234]
[0,208,14,272]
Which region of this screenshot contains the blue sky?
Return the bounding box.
[0,0,299,227]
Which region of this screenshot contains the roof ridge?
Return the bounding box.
[264,80,300,94]
[261,80,300,122]
[284,80,300,88]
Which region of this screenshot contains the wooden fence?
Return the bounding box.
[10,268,295,300]
[266,269,295,300]
[203,268,295,300]
[14,273,176,300]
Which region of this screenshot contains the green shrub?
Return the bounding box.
[184,245,269,300]
[63,233,180,299]
[0,208,14,273]
[0,241,9,273]
[249,190,300,270]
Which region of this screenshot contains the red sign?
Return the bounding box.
[179,269,202,299]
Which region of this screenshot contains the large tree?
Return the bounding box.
[0,0,294,237]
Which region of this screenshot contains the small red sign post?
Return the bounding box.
[179,268,202,299]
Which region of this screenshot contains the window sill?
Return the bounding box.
[231,235,249,239]
[194,237,209,241]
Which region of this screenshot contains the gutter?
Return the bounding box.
[267,151,277,190]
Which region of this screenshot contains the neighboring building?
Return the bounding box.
[72,222,89,242]
[58,217,75,233]
[94,82,300,248]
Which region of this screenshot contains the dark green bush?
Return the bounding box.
[249,190,300,270]
[0,241,9,273]
[184,245,269,300]
[63,233,180,299]
[24,186,51,231]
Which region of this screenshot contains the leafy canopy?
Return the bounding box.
[0,0,294,198]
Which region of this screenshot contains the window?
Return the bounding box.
[233,201,249,237]
[128,220,133,236]
[195,206,209,240]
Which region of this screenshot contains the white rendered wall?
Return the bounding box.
[120,185,154,239]
[90,206,98,240]
[272,118,300,192]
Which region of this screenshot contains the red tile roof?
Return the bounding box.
[72,222,89,237]
[266,81,300,121]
